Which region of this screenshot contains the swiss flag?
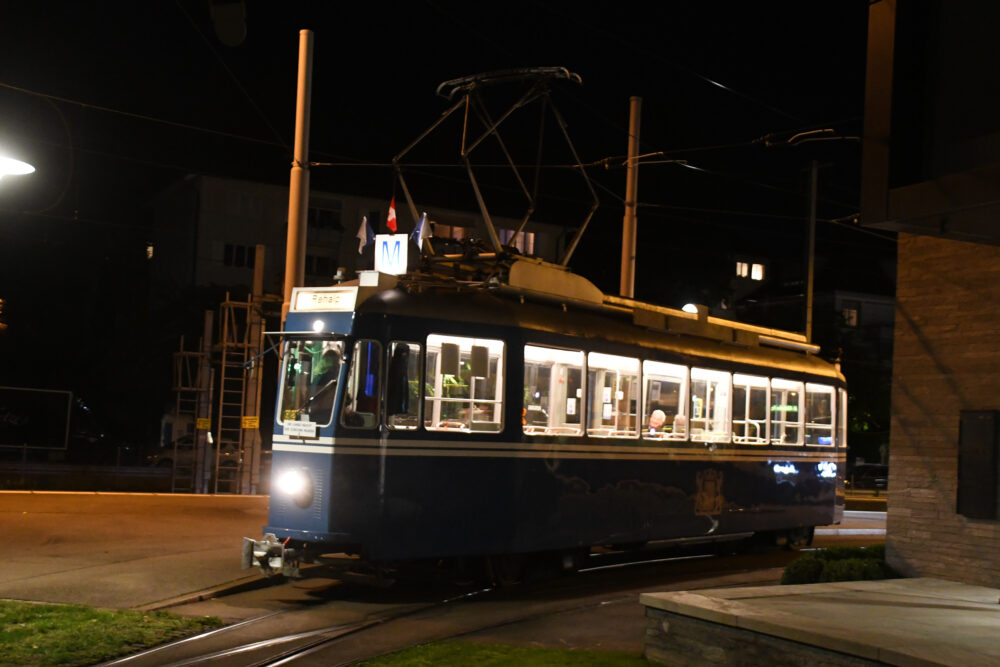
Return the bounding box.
[387,197,397,232]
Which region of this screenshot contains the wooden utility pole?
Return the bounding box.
[620,96,641,299]
[805,160,817,342]
[282,29,314,323]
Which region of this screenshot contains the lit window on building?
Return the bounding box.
[145,242,154,260]
[842,301,860,327]
[499,228,535,254]
[736,261,749,278]
[751,263,764,281]
[435,224,467,241]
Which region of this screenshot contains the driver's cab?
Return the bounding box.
[278,338,345,431]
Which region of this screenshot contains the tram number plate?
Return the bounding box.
[284,420,317,438]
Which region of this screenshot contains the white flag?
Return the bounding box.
[356,216,373,254]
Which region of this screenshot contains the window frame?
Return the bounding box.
[805,383,836,447]
[523,344,585,437]
[770,378,804,446]
[424,334,506,433]
[732,373,770,445]
[340,339,383,430]
[642,360,689,441]
[384,340,423,431]
[689,367,733,444]
[586,352,640,439]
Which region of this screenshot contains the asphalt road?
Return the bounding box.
[1,491,266,608]
[1,490,884,612]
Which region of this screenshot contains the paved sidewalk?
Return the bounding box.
[642,578,1000,666]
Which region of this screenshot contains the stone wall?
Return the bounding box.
[644,607,874,666]
[887,233,1000,586]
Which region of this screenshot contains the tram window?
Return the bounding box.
[733,374,769,445]
[587,352,639,439]
[523,346,584,436]
[837,388,848,448]
[642,361,687,441]
[278,339,344,426]
[770,379,804,445]
[425,334,505,433]
[385,341,422,430]
[690,368,732,443]
[805,383,835,446]
[341,340,382,429]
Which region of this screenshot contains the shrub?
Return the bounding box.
[819,557,895,582]
[781,544,896,584]
[781,556,824,584]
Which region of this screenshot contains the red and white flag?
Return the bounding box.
[387,197,397,232]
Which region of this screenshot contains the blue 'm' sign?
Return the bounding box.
[374,234,409,275]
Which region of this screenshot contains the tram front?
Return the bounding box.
[243,282,386,575]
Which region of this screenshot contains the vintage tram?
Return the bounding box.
[244,258,846,579]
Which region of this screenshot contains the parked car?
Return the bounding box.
[848,463,888,491]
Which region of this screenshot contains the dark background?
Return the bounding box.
[0,2,890,455]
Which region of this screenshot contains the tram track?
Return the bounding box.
[104,543,816,666]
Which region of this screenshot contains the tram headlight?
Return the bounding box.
[276,468,314,508]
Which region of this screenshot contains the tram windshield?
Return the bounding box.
[279,339,345,425]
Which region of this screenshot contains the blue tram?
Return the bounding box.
[244,259,846,577]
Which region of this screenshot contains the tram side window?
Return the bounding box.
[733,374,769,444]
[341,340,382,429]
[279,339,344,426]
[837,388,848,449]
[804,383,835,446]
[642,361,688,440]
[523,345,584,436]
[385,341,422,430]
[770,379,804,445]
[425,334,505,432]
[690,368,732,443]
[587,352,639,438]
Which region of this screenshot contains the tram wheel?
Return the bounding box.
[486,554,524,587]
[786,526,815,549]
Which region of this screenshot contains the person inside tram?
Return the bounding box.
[648,409,667,433]
[308,348,341,423]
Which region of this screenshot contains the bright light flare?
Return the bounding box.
[0,155,35,178]
[277,469,308,496]
[682,303,699,314]
[312,319,325,332]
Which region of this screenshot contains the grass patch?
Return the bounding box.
[781,544,897,585]
[0,600,222,667]
[357,640,647,666]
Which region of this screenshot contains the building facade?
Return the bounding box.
[863,1,1000,586]
[151,174,567,301]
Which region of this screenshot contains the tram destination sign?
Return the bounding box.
[292,287,358,312]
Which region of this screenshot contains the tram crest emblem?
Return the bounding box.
[695,469,724,516]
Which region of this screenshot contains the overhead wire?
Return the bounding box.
[170,0,289,149]
[0,80,288,149]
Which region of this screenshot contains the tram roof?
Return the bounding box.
[339,262,843,382]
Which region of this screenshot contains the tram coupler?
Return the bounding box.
[242,533,300,578]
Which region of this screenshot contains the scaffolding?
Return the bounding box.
[213,293,266,494]
[170,324,211,493]
[169,245,277,494]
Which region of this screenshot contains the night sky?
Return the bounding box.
[0,2,889,449]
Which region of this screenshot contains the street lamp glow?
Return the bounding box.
[0,155,35,179]
[682,303,699,314]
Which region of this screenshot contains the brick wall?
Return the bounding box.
[887,233,1000,587]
